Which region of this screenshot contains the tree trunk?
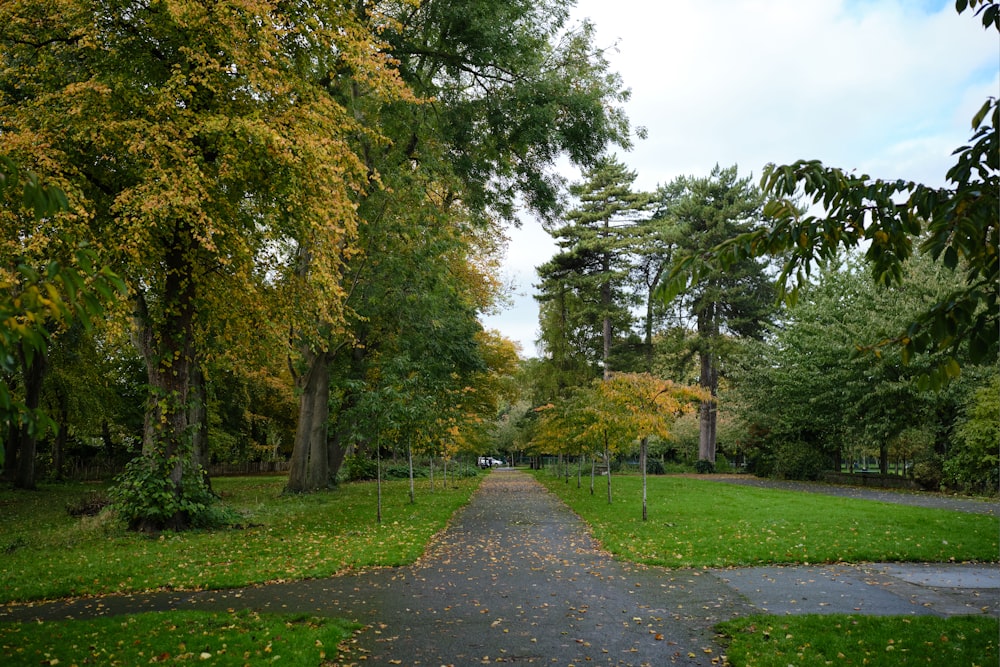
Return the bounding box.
[603,432,612,504]
[697,305,719,464]
[408,438,415,504]
[286,347,332,493]
[376,435,382,524]
[14,342,47,490]
[327,428,349,485]
[189,361,211,490]
[101,419,115,461]
[52,404,68,481]
[130,259,204,531]
[640,437,648,521]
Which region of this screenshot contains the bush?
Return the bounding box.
[110,455,236,531]
[645,458,665,475]
[912,453,944,491]
[768,441,828,481]
[694,459,715,474]
[344,455,378,482]
[943,377,999,495]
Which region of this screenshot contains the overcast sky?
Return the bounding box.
[479,0,999,357]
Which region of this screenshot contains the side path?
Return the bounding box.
[2,471,997,664]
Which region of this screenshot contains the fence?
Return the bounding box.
[66,459,290,481]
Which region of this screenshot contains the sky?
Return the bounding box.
[479,0,999,357]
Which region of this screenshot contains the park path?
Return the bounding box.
[2,470,996,665]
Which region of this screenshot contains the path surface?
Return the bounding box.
[2,470,997,666]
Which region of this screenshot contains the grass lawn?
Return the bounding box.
[0,474,481,603]
[718,614,999,667]
[534,472,998,567]
[0,609,357,666]
[537,470,998,667]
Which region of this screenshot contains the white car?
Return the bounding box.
[478,456,504,469]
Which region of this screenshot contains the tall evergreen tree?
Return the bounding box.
[653,165,776,464]
[536,156,648,382]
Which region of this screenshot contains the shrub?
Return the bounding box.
[768,441,828,481]
[110,455,236,531]
[943,377,999,495]
[344,455,378,482]
[694,459,715,474]
[911,453,944,491]
[645,458,665,475]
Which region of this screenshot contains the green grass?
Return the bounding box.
[0,609,357,666]
[717,614,999,666]
[534,472,998,567]
[0,474,481,603]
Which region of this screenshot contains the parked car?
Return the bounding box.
[478,456,504,469]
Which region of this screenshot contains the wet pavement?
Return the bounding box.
[2,470,997,666]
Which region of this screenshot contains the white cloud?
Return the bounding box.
[481,0,999,355]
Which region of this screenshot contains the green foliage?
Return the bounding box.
[694,459,715,474]
[0,610,358,666]
[944,375,1000,494]
[765,441,830,481]
[718,615,998,667]
[535,473,999,567]
[911,452,945,491]
[536,155,649,379]
[344,455,379,482]
[662,4,998,387]
[645,458,665,475]
[730,255,988,481]
[0,157,125,468]
[109,455,234,531]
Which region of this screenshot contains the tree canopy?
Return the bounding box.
[661,2,998,388]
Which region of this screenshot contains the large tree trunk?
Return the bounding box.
[129,253,203,531]
[286,347,332,493]
[697,304,719,464]
[327,428,349,485]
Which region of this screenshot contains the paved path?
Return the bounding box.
[2,470,997,666]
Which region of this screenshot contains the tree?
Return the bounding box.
[594,373,704,517]
[1,1,405,526]
[664,2,998,389]
[653,165,776,464]
[284,0,635,491]
[533,373,703,508]
[946,375,1000,494]
[732,253,992,481]
[537,155,649,380]
[0,156,123,485]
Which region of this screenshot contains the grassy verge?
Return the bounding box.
[0,474,481,603]
[717,614,999,667]
[533,472,998,567]
[0,609,357,666]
